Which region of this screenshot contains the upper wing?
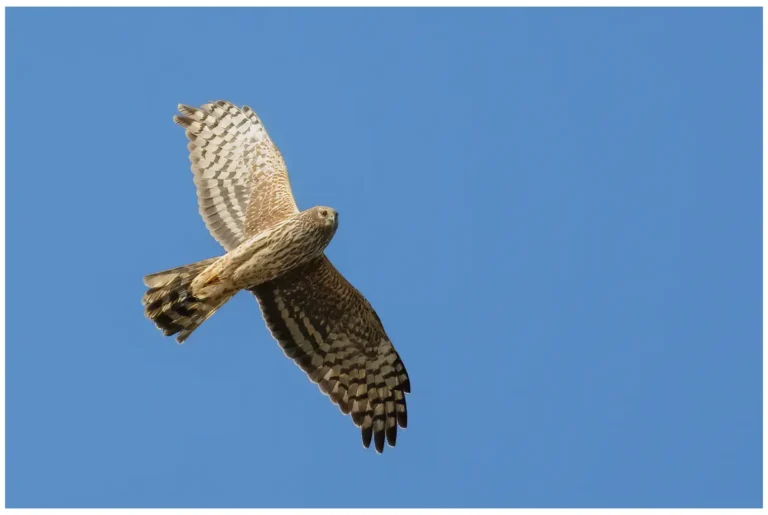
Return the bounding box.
[250,256,410,453]
[174,101,299,251]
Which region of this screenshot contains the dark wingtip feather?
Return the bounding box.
[352,411,365,426]
[386,424,397,447]
[374,430,385,453]
[361,426,372,449]
[401,379,411,393]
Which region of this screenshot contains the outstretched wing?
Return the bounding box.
[251,256,410,453]
[174,101,299,251]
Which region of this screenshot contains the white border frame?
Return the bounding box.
[0,2,763,512]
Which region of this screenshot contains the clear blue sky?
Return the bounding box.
[6,7,762,508]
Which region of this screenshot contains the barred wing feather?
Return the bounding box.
[174,100,299,251]
[251,256,410,453]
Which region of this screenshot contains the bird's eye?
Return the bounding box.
[321,209,328,217]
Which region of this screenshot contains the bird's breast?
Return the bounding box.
[228,220,330,289]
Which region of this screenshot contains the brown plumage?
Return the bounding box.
[142,100,410,453]
[251,256,410,452]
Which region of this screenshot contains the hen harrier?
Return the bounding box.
[142,101,410,453]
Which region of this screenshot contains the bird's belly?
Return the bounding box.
[230,232,322,289]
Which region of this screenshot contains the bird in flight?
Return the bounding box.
[142,101,410,453]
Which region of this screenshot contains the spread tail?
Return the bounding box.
[142,257,233,343]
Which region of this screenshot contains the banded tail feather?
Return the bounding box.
[142,257,233,343]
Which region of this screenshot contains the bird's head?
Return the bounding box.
[311,206,339,232]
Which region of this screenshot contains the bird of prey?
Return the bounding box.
[142,101,410,453]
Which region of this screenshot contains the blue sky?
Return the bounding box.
[6,7,762,508]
